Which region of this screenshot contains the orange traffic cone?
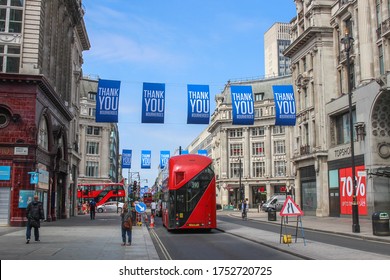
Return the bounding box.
[150,214,155,229]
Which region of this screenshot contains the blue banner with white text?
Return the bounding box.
[96,79,121,123]
[273,85,296,126]
[160,150,170,169]
[142,82,165,123]
[141,150,151,169]
[231,85,254,125]
[122,149,132,169]
[187,84,210,124]
[197,150,208,156]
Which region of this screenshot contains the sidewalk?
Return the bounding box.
[218,209,390,259]
[0,213,159,260]
[229,208,390,242]
[0,210,389,260]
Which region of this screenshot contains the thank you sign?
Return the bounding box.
[231,85,254,125]
[141,150,151,169]
[187,84,210,124]
[122,149,132,169]
[273,85,296,126]
[96,79,121,123]
[160,150,170,169]
[142,82,165,123]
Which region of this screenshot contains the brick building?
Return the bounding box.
[0,0,89,226]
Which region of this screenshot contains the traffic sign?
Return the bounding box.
[135,202,147,213]
[280,196,303,216]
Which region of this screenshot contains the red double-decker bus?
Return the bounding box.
[77,179,126,206]
[161,154,217,230]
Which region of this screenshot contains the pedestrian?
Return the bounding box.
[150,200,157,216]
[25,194,44,244]
[131,201,137,224]
[89,199,96,220]
[241,198,249,220]
[120,203,132,246]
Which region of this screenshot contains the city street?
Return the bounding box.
[0,210,389,260]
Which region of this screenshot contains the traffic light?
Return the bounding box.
[133,181,137,193]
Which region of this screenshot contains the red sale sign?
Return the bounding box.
[339,165,367,215]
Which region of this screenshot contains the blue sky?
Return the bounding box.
[82,0,296,188]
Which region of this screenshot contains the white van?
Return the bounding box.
[261,194,287,212]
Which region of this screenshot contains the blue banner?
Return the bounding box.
[160,150,170,169]
[197,150,208,156]
[122,149,132,169]
[273,85,296,126]
[96,79,121,123]
[0,166,11,180]
[230,85,254,125]
[141,150,151,169]
[142,82,165,123]
[187,84,210,124]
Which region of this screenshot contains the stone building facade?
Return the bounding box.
[187,76,295,209]
[78,77,120,185]
[284,0,390,218]
[0,0,90,226]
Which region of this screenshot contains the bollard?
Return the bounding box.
[150,214,155,229]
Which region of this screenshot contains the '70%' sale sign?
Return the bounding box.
[339,165,367,215]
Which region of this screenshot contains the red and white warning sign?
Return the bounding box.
[280,196,304,216]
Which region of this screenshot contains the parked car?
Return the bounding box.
[261,195,287,212]
[97,201,124,213]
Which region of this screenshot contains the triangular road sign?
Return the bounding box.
[280,196,304,216]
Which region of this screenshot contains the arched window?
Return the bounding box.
[38,117,48,150]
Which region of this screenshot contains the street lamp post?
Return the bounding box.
[341,29,360,233]
[239,158,244,207]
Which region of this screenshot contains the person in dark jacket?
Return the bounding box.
[26,194,44,244]
[120,203,132,246]
[89,200,96,220]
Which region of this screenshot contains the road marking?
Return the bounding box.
[149,228,172,260]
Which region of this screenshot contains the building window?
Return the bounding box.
[335,111,356,145]
[38,117,48,151]
[0,44,20,73]
[0,0,24,33]
[252,142,265,156]
[272,126,285,134]
[88,91,96,101]
[86,161,99,177]
[0,107,10,128]
[88,107,96,117]
[229,128,243,138]
[251,126,265,136]
[274,161,286,177]
[230,162,242,178]
[376,0,382,27]
[274,140,286,154]
[379,44,385,75]
[252,161,265,178]
[86,142,99,155]
[255,108,262,117]
[86,126,100,136]
[254,92,264,101]
[230,143,243,157]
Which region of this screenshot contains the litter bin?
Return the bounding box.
[268,209,277,221]
[372,212,390,236]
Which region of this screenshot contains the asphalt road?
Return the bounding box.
[150,216,302,260]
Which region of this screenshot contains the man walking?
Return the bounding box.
[150,200,157,216]
[89,199,96,220]
[26,194,44,244]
